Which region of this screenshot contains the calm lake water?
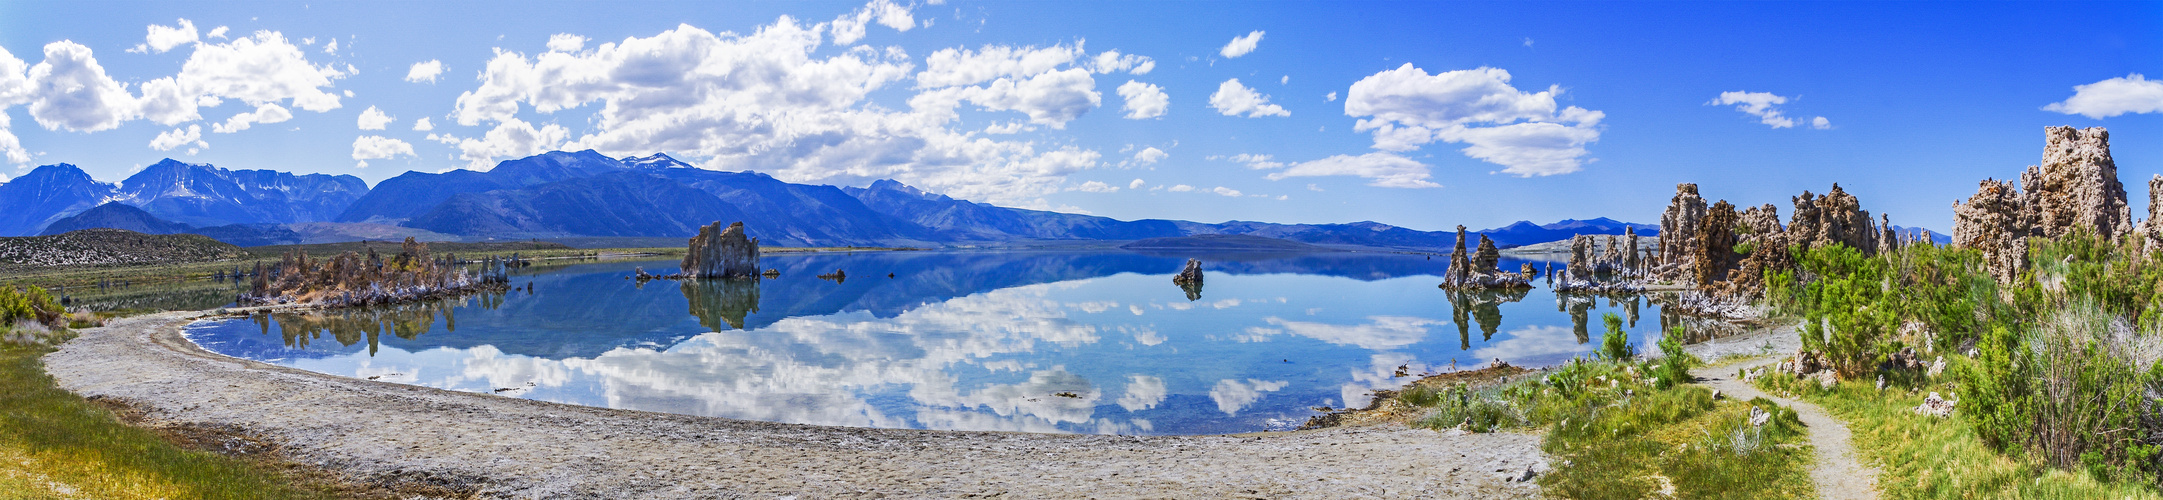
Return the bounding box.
[185,250,1698,435]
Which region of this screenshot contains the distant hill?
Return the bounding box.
[1472,218,1660,248]
[38,202,303,247]
[40,203,191,236]
[0,228,242,271]
[1120,234,1342,252]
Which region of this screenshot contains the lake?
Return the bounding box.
[184,250,1706,435]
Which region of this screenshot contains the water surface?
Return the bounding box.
[186,250,1690,435]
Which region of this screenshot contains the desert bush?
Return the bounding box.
[1597,312,1634,362]
[1652,326,1698,390]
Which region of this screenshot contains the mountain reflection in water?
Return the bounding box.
[186,250,1686,435]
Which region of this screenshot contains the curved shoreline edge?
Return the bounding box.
[45,310,1546,498]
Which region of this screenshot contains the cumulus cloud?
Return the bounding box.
[149,124,205,151]
[322,38,339,55]
[1090,50,1154,75]
[1167,184,1195,192]
[143,19,200,53]
[1346,64,1603,176]
[1219,30,1263,58]
[830,0,915,45]
[356,105,393,130]
[25,42,137,132]
[1209,78,1288,117]
[1811,116,1831,129]
[1116,80,1168,119]
[1211,186,1242,197]
[1128,178,1144,189]
[450,18,1108,203]
[1254,152,1440,188]
[0,113,26,164]
[206,26,229,39]
[411,116,434,131]
[427,118,568,168]
[1709,91,1798,128]
[211,103,292,133]
[351,135,416,168]
[2044,74,2163,119]
[405,60,444,83]
[1070,180,1117,193]
[546,34,588,53]
[1132,146,1166,165]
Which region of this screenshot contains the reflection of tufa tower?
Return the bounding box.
[683,279,761,330]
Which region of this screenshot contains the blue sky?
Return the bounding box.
[0,1,2158,232]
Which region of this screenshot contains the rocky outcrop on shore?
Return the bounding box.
[682,221,761,279]
[1953,126,2133,283]
[1441,226,1532,289]
[1651,181,1897,295]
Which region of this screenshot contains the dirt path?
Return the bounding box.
[1692,358,1879,500]
[46,311,1550,499]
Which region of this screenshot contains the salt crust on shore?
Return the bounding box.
[48,311,1547,498]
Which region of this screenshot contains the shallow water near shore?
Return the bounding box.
[183,250,1707,435]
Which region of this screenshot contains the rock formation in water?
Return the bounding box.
[681,221,761,279]
[1952,127,2134,283]
[243,237,506,306]
[1440,226,1532,289]
[1173,258,1204,284]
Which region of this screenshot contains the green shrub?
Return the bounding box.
[1598,312,1634,362]
[1651,326,1698,390]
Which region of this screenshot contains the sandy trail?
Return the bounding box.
[1692,358,1879,500]
[47,311,1547,499]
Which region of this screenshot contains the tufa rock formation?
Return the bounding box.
[1173,258,1204,284]
[1440,226,1532,289]
[2025,126,2130,240]
[681,221,761,279]
[1953,127,2132,283]
[1656,183,1709,284]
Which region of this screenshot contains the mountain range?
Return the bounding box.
[0,150,1681,250]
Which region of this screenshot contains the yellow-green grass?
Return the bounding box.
[1538,386,1816,499]
[1756,373,2163,499]
[0,329,357,499]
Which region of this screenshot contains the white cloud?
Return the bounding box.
[356,105,393,130]
[830,0,915,45]
[1168,184,1194,192]
[1280,75,1288,85]
[983,121,1034,134]
[144,19,200,54]
[1209,78,1288,117]
[1212,186,1242,197]
[1255,315,1440,350]
[405,60,444,83]
[24,42,137,132]
[1132,146,1166,165]
[129,30,349,129]
[351,135,415,168]
[323,38,339,55]
[427,118,568,169]
[450,19,1107,204]
[411,116,434,131]
[1259,152,1440,188]
[211,103,292,133]
[1219,30,1263,58]
[206,26,229,39]
[1209,378,1286,416]
[1811,116,1831,129]
[1116,375,1166,412]
[1071,180,1117,193]
[1128,178,1144,189]
[1090,50,1154,75]
[1709,91,1796,128]
[1115,80,1168,119]
[0,113,26,165]
[2043,74,2163,119]
[1346,64,1603,176]
[149,124,205,151]
[1325,91,1337,102]
[546,34,587,53]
